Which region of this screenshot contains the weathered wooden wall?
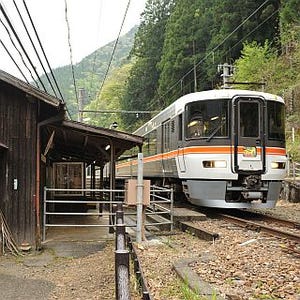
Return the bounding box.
[0,82,37,245]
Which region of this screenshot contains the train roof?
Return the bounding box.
[134,89,284,135]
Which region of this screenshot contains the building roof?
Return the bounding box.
[0,70,143,164]
[0,70,62,107]
[43,119,143,166]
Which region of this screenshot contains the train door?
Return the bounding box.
[177,113,186,173]
[162,120,173,175]
[232,97,265,173]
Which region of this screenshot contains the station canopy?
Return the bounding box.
[42,120,143,166]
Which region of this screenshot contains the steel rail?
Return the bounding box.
[219,214,300,243]
[236,210,300,229]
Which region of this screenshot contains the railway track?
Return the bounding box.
[231,209,300,229]
[173,205,300,259]
[217,213,300,243]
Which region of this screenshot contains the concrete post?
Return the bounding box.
[136,153,143,243]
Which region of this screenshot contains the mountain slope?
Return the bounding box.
[41,26,138,115]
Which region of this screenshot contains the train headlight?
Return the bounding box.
[203,160,227,168]
[271,162,285,169]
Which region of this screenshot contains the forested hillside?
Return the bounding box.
[40,26,138,117]
[120,0,289,129]
[119,0,299,157]
[51,0,300,157]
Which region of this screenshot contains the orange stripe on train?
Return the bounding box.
[116,146,286,168]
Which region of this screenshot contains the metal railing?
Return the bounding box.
[42,187,124,241]
[43,186,173,241]
[147,185,173,230]
[289,161,300,181]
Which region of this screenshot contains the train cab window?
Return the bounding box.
[267,101,285,141]
[185,99,229,139]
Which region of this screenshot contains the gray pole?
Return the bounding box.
[136,153,143,243]
[78,88,85,122]
[193,40,197,92]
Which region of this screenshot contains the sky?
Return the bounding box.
[0,0,146,79]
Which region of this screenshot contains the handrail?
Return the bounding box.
[289,161,300,181]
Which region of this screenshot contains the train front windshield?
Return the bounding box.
[186,99,229,139]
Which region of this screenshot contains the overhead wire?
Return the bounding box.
[222,8,279,59]
[12,0,58,97]
[0,2,46,91]
[22,0,65,102]
[0,16,37,86]
[0,39,29,83]
[64,0,79,109]
[96,0,131,100]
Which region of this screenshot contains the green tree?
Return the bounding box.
[120,0,174,130]
[233,41,276,90]
[158,0,214,104]
[84,63,132,130]
[158,0,281,104]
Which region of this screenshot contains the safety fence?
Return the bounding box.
[42,187,169,299]
[42,186,173,241]
[289,161,300,181]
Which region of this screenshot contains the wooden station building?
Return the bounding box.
[0,70,143,248]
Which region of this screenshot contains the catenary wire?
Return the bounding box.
[0,16,38,86]
[22,0,65,102]
[12,0,57,97]
[0,39,29,83]
[154,0,271,106]
[222,8,279,60]
[64,0,79,108]
[96,0,131,100]
[0,2,46,91]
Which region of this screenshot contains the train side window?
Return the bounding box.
[178,114,183,141]
[171,120,175,133]
[142,134,150,156]
[149,130,157,155]
[162,120,170,152]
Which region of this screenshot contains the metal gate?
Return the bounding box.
[42,186,173,241]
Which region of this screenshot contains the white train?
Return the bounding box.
[117,89,287,208]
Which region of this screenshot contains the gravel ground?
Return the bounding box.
[135,200,300,299]
[0,200,299,300]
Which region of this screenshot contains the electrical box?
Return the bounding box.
[125,179,150,206]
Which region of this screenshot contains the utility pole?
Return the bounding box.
[78,88,86,122]
[193,40,197,92]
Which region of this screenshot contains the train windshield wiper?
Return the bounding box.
[206,119,225,142]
